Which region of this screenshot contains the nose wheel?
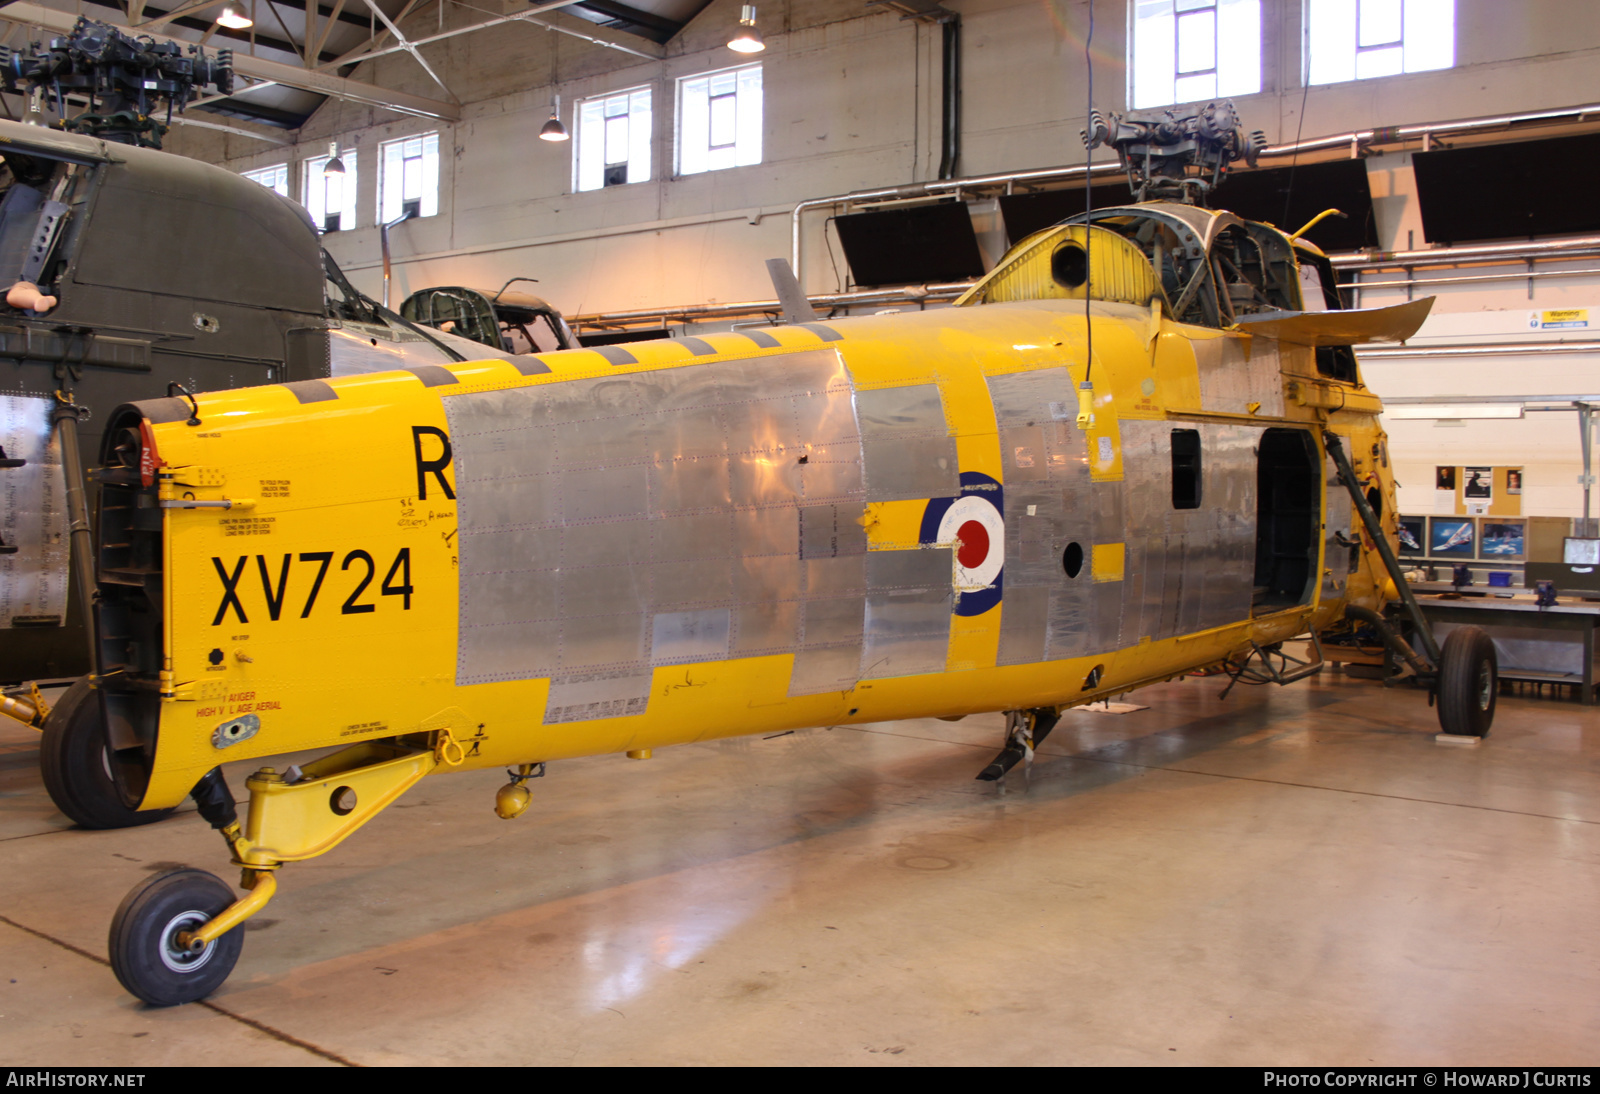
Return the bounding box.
[109,868,244,1006]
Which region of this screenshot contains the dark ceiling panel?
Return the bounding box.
[1413,132,1600,244]
[563,0,713,42]
[1215,159,1378,251]
[998,183,1136,243]
[195,100,314,130]
[998,160,1377,253]
[833,201,987,287]
[570,0,684,42]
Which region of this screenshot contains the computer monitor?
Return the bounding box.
[1562,537,1600,565]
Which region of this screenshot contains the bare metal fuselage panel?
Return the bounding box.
[119,295,1394,810]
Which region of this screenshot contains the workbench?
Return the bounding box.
[1402,588,1600,704]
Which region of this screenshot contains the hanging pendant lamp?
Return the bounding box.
[539,94,569,141]
[728,4,764,52]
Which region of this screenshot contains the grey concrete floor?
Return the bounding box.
[1,669,1597,1066]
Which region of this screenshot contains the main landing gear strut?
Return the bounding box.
[976,708,1062,781]
[1323,432,1497,738]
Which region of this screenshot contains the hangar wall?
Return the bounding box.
[167,0,1600,516]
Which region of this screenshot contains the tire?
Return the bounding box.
[39,678,173,829]
[1437,625,1497,737]
[109,868,244,1006]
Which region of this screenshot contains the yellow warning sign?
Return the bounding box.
[1531,308,1589,330]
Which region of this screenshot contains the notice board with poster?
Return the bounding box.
[1434,465,1522,516]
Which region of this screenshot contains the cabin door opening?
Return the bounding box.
[1253,428,1319,611]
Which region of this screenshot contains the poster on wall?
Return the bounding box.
[1430,517,1476,557]
[1463,467,1493,500]
[1397,516,1427,557]
[1435,465,1458,513]
[1480,520,1527,562]
[1506,469,1523,495]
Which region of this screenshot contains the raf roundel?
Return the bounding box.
[918,471,1005,617]
[937,494,1005,593]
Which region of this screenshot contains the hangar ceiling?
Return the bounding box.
[0,0,711,132]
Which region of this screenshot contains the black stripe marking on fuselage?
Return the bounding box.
[591,346,639,366]
[281,379,338,404]
[406,365,461,387]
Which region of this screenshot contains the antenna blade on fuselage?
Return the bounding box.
[765,258,820,324]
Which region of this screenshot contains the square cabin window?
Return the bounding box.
[242,163,289,197]
[380,133,440,223]
[677,63,762,176]
[576,87,652,191]
[1131,0,1261,109]
[1306,0,1454,86]
[303,150,357,232]
[1171,429,1202,509]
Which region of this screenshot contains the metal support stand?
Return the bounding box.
[1579,403,1595,538]
[51,392,100,677]
[380,208,417,310]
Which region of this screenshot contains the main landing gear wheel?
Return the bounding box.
[39,678,173,829]
[1437,625,1498,738]
[110,868,244,1006]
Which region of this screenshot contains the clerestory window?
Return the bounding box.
[1130,0,1261,109]
[303,149,357,232]
[379,132,440,222]
[242,163,289,197]
[577,87,652,191]
[677,63,762,176]
[1306,0,1454,85]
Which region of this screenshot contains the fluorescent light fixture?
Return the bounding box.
[1385,404,1525,420]
[729,4,764,53]
[217,4,253,28]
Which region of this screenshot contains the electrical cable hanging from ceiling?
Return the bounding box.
[1281,58,1313,230]
[1077,0,1096,426]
